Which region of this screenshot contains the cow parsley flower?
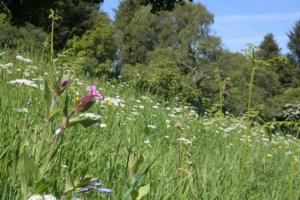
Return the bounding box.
[80,113,101,120]
[16,55,32,63]
[177,137,192,144]
[147,124,156,129]
[0,62,13,69]
[99,123,107,128]
[28,194,57,200]
[14,107,28,113]
[8,79,38,88]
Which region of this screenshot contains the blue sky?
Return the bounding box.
[101,0,300,53]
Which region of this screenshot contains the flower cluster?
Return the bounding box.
[8,79,38,88]
[71,181,112,200]
[28,194,57,200]
[16,55,32,63]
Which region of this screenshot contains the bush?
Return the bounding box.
[0,14,46,50]
[67,13,115,75]
[122,49,200,103]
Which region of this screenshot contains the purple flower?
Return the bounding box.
[79,187,91,193]
[73,85,103,112]
[90,181,102,187]
[97,188,113,193]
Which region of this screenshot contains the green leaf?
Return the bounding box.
[48,108,62,120]
[137,183,150,200]
[33,177,55,193]
[131,154,144,175]
[69,117,100,128]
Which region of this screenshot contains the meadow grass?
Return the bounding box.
[0,49,300,199]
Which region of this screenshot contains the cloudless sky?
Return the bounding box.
[101,0,300,53]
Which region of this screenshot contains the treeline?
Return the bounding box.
[0,0,300,121]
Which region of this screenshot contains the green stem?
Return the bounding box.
[239,61,256,181]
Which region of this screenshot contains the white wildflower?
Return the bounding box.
[174,107,182,113]
[43,195,57,200]
[144,139,150,144]
[131,111,139,116]
[286,151,293,156]
[55,128,62,135]
[80,113,101,120]
[28,195,43,200]
[0,62,13,69]
[138,105,144,109]
[28,194,57,200]
[152,105,158,109]
[16,55,32,63]
[147,124,156,129]
[24,71,31,77]
[168,113,176,118]
[8,79,38,88]
[104,97,125,107]
[177,137,192,144]
[0,51,6,56]
[14,107,28,113]
[99,123,107,128]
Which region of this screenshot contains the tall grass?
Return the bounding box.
[0,48,300,199]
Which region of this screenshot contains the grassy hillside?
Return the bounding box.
[1,50,300,200]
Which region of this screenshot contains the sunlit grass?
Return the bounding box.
[0,49,300,199]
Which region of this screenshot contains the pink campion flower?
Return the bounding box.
[73,85,103,112]
[90,85,103,99]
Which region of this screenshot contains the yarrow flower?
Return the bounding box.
[8,79,38,88]
[0,62,13,69]
[79,113,101,120]
[28,194,57,200]
[147,124,156,129]
[16,55,32,63]
[14,107,29,113]
[177,137,192,144]
[99,123,107,128]
[103,97,125,107]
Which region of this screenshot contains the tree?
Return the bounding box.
[140,0,192,13]
[67,13,116,74]
[115,1,214,64]
[288,20,300,66]
[257,33,280,60]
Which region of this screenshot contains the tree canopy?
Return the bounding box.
[288,20,300,66]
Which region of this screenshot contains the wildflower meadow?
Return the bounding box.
[1,1,300,200]
[0,48,300,200]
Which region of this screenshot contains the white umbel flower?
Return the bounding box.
[28,194,57,200]
[14,107,28,113]
[16,55,32,63]
[8,79,38,88]
[99,123,107,128]
[177,137,192,144]
[147,124,156,129]
[79,113,101,120]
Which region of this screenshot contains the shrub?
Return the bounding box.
[0,14,46,50]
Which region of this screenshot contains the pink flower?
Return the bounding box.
[90,85,103,99]
[73,85,103,112]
